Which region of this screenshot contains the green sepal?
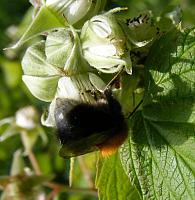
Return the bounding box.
[8,5,65,49]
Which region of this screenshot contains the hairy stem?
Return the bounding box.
[28,150,42,175]
[78,157,95,188]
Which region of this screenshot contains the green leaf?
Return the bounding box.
[144,28,195,103]
[0,58,22,88]
[96,152,141,200]
[120,28,195,199]
[121,113,195,199]
[114,72,144,117]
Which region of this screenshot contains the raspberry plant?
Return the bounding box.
[1,0,195,199]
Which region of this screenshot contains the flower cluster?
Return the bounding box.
[16,0,174,156]
[20,1,154,110]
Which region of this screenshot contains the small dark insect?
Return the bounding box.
[54,89,128,158]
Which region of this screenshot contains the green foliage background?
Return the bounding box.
[0,0,195,200]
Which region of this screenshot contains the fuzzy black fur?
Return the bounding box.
[54,89,127,157]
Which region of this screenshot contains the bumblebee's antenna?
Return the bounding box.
[127,99,143,119]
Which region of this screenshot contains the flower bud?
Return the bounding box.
[81,10,132,74]
[46,0,107,27]
[15,106,39,130]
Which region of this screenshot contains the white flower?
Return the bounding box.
[81,11,132,74]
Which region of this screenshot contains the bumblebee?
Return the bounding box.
[54,89,128,158]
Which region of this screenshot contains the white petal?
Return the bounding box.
[56,77,81,100]
[91,17,112,38]
[88,44,116,57]
[67,0,91,24]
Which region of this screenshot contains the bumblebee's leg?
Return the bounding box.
[104,67,124,90]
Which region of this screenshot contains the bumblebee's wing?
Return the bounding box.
[59,131,111,158]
